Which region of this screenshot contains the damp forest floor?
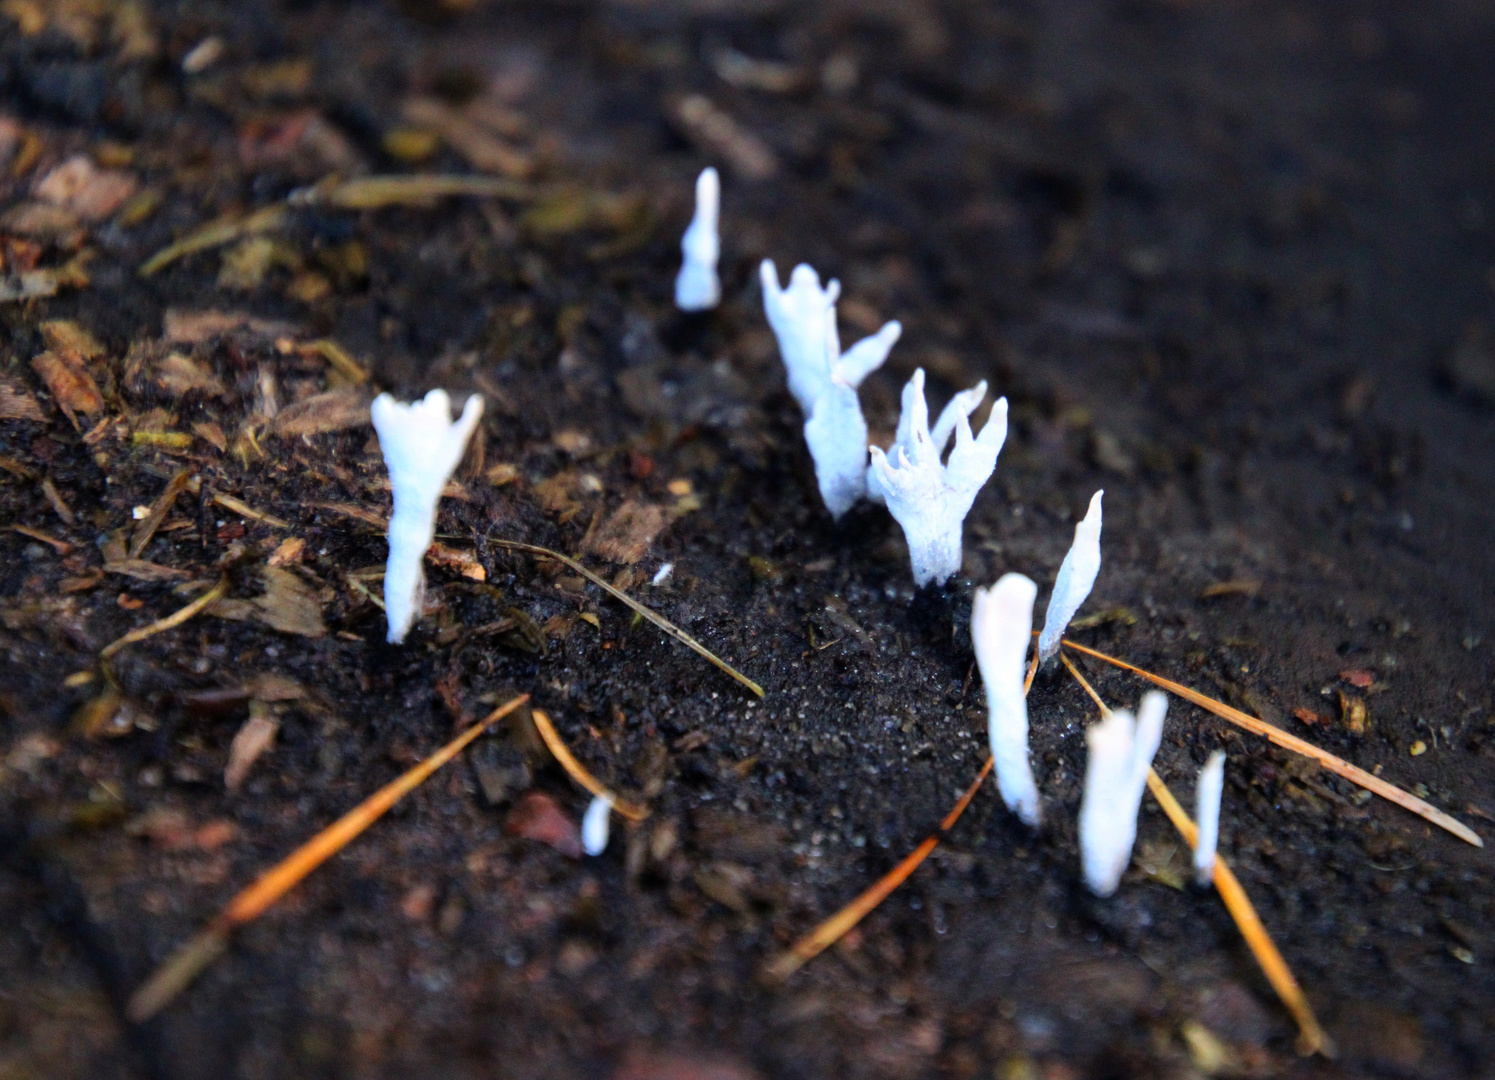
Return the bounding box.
[2,2,1494,1078]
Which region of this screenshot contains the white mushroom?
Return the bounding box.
[972,572,1041,826]
[1036,490,1104,663]
[1079,690,1167,896]
[1193,750,1226,886]
[867,368,1008,586]
[370,389,484,644]
[675,167,721,311]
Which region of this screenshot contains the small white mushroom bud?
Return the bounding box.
[972,573,1042,826]
[1079,690,1167,897]
[675,167,721,311]
[582,793,613,856]
[1193,750,1226,886]
[1037,490,1104,663]
[867,369,1008,586]
[370,389,484,644]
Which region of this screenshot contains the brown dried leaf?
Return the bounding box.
[30,349,103,421]
[35,155,137,221]
[267,390,370,438]
[224,706,279,791]
[192,421,227,452]
[162,308,300,346]
[39,320,105,359]
[533,471,579,513]
[504,791,582,858]
[0,378,45,421]
[583,500,667,565]
[252,567,326,637]
[154,353,226,397]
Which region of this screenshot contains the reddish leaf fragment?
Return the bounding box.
[504,791,583,858]
[1293,706,1325,727]
[1339,668,1375,688]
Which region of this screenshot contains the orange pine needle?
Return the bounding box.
[1060,654,1333,1057]
[126,693,529,1022]
[530,708,649,822]
[1060,639,1482,848]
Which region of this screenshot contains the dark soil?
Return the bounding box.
[2,2,1493,1078]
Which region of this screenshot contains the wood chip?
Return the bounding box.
[267,389,371,437]
[244,672,304,701]
[224,706,278,792]
[129,468,192,559]
[401,97,534,179]
[162,308,300,345]
[582,500,667,564]
[193,421,227,452]
[105,559,190,582]
[40,477,74,523]
[248,568,326,638]
[35,155,137,221]
[266,537,305,567]
[155,353,226,397]
[30,349,103,425]
[673,94,778,180]
[427,542,486,581]
[210,491,290,528]
[8,524,70,553]
[0,378,45,421]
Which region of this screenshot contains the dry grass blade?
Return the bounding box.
[492,539,763,697]
[139,204,288,277]
[530,709,649,821]
[100,577,228,660]
[129,468,192,559]
[1060,639,1482,848]
[765,757,993,982]
[126,693,530,1022]
[292,174,535,210]
[211,492,291,528]
[1058,654,1333,1058]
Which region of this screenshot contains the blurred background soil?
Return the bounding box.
[1,1,1493,1078]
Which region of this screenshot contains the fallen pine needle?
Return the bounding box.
[1060,654,1334,1058]
[101,577,228,661]
[211,491,291,529]
[764,757,992,982]
[492,539,763,697]
[530,709,649,821]
[1060,639,1482,848]
[126,693,529,1022]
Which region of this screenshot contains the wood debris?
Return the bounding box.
[0,379,45,421]
[267,389,371,437]
[225,704,279,792]
[582,500,667,564]
[30,349,103,426]
[162,307,301,345]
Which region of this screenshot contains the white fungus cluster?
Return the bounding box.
[760,258,902,518]
[370,389,484,644]
[1079,691,1167,896]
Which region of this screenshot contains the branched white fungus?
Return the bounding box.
[1193,749,1226,885]
[867,368,1008,586]
[675,167,721,311]
[972,572,1042,826]
[760,259,902,518]
[582,793,613,856]
[370,389,484,644]
[1079,690,1167,896]
[1036,490,1104,663]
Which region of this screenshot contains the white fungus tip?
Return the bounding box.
[1194,749,1226,886]
[582,794,613,856]
[1037,489,1103,663]
[651,562,674,586]
[371,390,484,644]
[972,573,1041,826]
[675,167,722,311]
[1079,690,1167,896]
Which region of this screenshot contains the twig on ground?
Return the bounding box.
[125,693,530,1022]
[529,709,648,821]
[1060,639,1482,847]
[100,577,228,661]
[491,539,764,697]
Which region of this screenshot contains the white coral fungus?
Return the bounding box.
[675,167,721,311]
[760,259,901,517]
[582,793,614,856]
[370,389,484,644]
[1193,750,1226,886]
[1079,690,1167,897]
[1037,490,1104,663]
[867,369,1008,586]
[972,572,1041,826]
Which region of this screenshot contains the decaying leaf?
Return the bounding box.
[267,389,370,437]
[40,320,105,359]
[225,704,278,792]
[0,378,46,421]
[29,350,103,424]
[504,791,582,857]
[583,500,667,564]
[252,567,327,637]
[162,307,301,345]
[155,353,226,397]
